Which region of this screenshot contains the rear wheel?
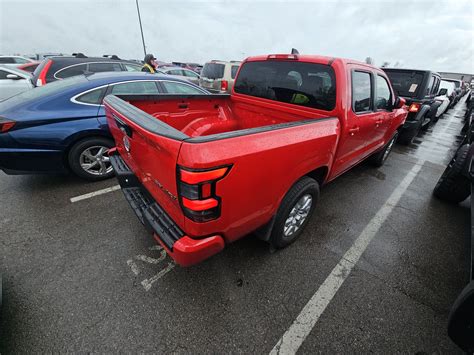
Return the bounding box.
[68,137,115,181]
[433,144,471,203]
[269,177,319,249]
[369,132,398,167]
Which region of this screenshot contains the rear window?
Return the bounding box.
[234,61,336,111]
[384,70,424,97]
[201,63,225,79]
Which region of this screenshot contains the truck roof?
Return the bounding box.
[244,54,376,69]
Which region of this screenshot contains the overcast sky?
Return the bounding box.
[1,0,472,73]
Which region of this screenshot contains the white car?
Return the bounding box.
[0,55,35,67]
[0,65,34,101]
[435,80,456,118]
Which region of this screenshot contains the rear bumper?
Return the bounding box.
[110,151,224,267]
[0,148,67,174]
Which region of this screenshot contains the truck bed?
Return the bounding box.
[108,94,331,141]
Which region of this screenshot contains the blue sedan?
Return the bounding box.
[0,72,209,180]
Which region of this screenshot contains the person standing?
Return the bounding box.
[141,54,158,73]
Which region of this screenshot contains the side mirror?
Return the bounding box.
[438,88,448,96]
[394,96,406,109]
[6,74,22,80]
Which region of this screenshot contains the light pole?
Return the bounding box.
[135,0,147,57]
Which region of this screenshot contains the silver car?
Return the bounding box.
[199,60,241,93]
[0,65,34,101]
[158,66,200,85]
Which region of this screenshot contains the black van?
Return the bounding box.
[383,68,442,144]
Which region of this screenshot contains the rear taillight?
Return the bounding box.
[220,80,228,92]
[408,103,421,113]
[36,59,52,86]
[177,165,231,222]
[0,118,15,133]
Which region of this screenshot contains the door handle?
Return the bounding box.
[178,103,188,109]
[348,127,359,136]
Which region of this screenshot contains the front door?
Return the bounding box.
[331,68,377,177]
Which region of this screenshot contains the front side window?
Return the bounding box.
[124,64,142,72]
[376,75,391,110]
[75,87,107,105]
[110,81,159,95]
[183,70,199,78]
[352,71,372,113]
[161,81,205,94]
[88,62,123,73]
[55,64,88,79]
[234,61,336,111]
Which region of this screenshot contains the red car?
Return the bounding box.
[104,53,407,266]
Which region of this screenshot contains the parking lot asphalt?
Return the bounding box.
[0,97,470,353]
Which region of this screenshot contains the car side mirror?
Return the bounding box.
[6,74,22,80]
[394,96,406,109]
[438,88,448,96]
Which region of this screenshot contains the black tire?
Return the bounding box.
[433,144,471,203]
[68,137,115,181]
[269,177,319,249]
[369,132,398,167]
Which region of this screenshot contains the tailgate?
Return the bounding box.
[104,95,188,228]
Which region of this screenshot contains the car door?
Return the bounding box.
[332,68,377,177]
[371,73,395,149]
[0,69,32,100]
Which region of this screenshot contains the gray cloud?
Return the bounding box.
[1,0,472,73]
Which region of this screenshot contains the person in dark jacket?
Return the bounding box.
[141,54,158,73]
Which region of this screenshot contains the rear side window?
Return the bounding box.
[231,65,239,79]
[88,62,122,73]
[426,75,436,96]
[168,69,184,76]
[376,75,391,110]
[110,81,159,95]
[75,87,107,105]
[14,57,29,64]
[234,61,336,111]
[201,63,225,79]
[0,57,14,64]
[384,70,424,97]
[55,64,88,79]
[352,71,372,113]
[161,81,205,94]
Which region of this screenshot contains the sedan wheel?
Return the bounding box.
[79,146,112,176]
[68,137,115,181]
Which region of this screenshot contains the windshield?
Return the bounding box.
[234,60,336,111]
[384,70,424,97]
[201,63,225,79]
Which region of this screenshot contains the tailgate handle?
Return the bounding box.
[178,103,188,109]
[113,113,133,137]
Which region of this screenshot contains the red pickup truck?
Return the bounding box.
[105,54,407,266]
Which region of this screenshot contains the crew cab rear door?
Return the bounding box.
[104,95,188,226]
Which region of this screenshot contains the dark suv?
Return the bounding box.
[32,54,142,86]
[383,68,442,144]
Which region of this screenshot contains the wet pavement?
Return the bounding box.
[0,96,470,353]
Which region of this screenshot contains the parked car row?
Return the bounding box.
[382,68,470,144]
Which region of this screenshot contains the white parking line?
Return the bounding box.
[70,185,120,203]
[270,161,424,355]
[141,262,176,291]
